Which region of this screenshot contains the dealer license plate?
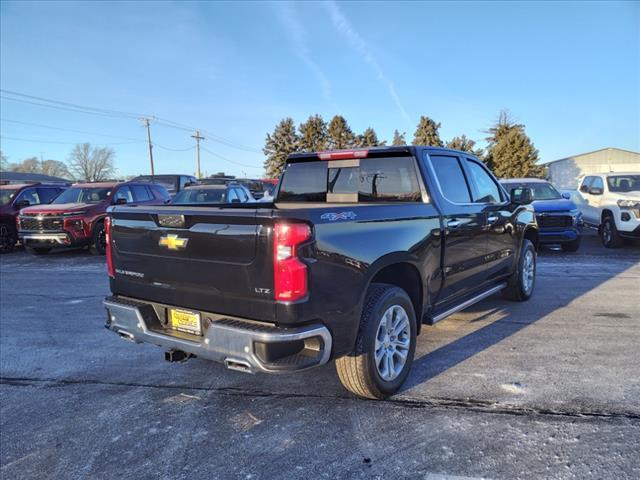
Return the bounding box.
[169,309,202,335]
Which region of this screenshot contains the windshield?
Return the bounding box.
[607,175,640,193]
[0,189,18,206]
[502,182,561,200]
[171,188,226,204]
[53,187,111,204]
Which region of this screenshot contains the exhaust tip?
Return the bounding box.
[224,358,253,374]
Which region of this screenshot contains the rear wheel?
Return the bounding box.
[561,237,581,252]
[0,223,18,253]
[502,239,536,301]
[90,221,106,255]
[336,283,416,399]
[601,216,623,248]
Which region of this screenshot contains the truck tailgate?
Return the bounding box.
[109,205,276,321]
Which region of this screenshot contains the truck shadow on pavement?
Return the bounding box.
[401,247,639,393]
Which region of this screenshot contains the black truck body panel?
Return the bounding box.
[107,146,537,359]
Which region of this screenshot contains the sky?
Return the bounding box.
[1,0,638,178]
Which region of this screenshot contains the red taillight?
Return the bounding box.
[274,223,311,302]
[105,216,114,278]
[318,149,368,160]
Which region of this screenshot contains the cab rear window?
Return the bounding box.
[278,156,422,203]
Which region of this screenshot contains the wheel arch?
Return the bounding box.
[363,255,424,335]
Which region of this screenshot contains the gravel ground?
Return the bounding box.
[1,231,639,479]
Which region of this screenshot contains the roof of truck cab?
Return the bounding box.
[0,183,36,190]
[287,145,481,161]
[183,184,227,190]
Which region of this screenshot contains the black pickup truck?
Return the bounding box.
[103,146,538,399]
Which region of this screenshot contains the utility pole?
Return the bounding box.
[141,117,155,177]
[191,130,205,178]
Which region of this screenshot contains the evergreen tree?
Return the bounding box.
[485,110,543,178]
[327,115,355,150]
[446,134,484,158]
[391,129,406,146]
[355,127,385,148]
[298,114,328,152]
[263,118,299,178]
[412,116,443,147]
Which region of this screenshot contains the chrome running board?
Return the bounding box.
[430,283,507,324]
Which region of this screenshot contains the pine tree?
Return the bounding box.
[485,110,543,178]
[412,116,443,147]
[298,115,328,152]
[327,115,355,150]
[355,127,385,148]
[263,118,299,178]
[446,135,484,158]
[391,130,406,146]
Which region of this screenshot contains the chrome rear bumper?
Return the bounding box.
[103,296,332,373]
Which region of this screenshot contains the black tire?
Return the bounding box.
[501,239,536,302]
[335,283,417,400]
[89,221,106,255]
[561,237,581,252]
[28,247,52,255]
[0,223,18,253]
[601,216,623,248]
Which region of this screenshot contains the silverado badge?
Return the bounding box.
[159,234,189,250]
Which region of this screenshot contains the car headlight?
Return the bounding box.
[617,200,639,209]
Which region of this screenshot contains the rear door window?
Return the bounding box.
[464,159,502,203]
[113,186,134,203]
[278,156,422,203]
[132,185,152,202]
[429,155,472,203]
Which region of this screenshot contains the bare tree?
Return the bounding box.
[68,143,115,181]
[41,159,71,179]
[11,157,41,173]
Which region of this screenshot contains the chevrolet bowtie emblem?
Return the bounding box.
[159,234,189,250]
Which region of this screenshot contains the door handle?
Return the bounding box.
[447,220,461,229]
[488,215,499,223]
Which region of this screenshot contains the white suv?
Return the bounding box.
[576,173,640,247]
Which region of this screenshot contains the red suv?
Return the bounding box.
[1,183,68,253]
[18,181,170,255]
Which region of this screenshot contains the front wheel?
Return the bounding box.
[0,223,18,253]
[502,239,536,301]
[601,216,623,248]
[335,283,417,399]
[89,222,106,255]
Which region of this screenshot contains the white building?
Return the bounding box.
[544,147,640,189]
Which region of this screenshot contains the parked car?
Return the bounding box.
[500,178,583,251]
[103,146,538,399]
[0,183,68,252]
[131,174,197,197]
[18,181,170,255]
[170,183,255,205]
[575,173,640,247]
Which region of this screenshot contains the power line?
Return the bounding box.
[1,89,263,153]
[201,146,262,170]
[0,135,139,146]
[0,117,144,142]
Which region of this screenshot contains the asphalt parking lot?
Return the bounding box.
[1,231,639,479]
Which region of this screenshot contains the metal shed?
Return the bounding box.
[544,147,640,189]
